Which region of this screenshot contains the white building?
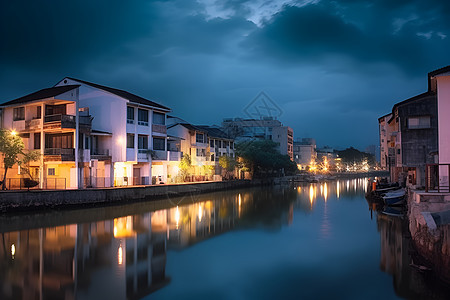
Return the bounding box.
[0,77,174,189]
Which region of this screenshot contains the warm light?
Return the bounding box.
[114,216,134,238]
[337,181,340,198]
[173,165,179,174]
[116,136,123,145]
[118,245,123,265]
[175,206,180,229]
[11,244,15,258]
[324,182,328,201]
[238,194,242,207]
[309,185,314,206]
[198,204,203,222]
[11,130,17,136]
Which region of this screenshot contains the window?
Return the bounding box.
[34,133,41,149]
[196,133,205,143]
[408,116,430,129]
[210,139,214,147]
[48,168,55,176]
[218,140,222,148]
[35,106,41,119]
[127,134,134,148]
[230,142,234,149]
[138,109,148,126]
[153,137,165,151]
[153,112,165,125]
[127,106,134,124]
[45,133,73,149]
[45,104,66,116]
[138,135,148,150]
[13,107,25,121]
[196,148,206,157]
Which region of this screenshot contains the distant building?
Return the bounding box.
[293,138,316,170]
[167,118,235,180]
[222,117,293,160]
[378,76,438,187]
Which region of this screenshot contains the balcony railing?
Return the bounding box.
[426,164,450,192]
[152,124,167,134]
[43,114,92,129]
[44,148,75,161]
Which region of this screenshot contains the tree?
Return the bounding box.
[0,129,40,190]
[236,140,298,178]
[179,154,192,181]
[219,155,236,179]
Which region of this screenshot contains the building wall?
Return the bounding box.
[437,76,450,164]
[398,94,438,187]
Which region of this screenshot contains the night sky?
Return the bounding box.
[2,0,450,149]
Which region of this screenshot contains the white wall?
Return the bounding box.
[437,75,450,164]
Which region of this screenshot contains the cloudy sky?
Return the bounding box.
[1,0,450,149]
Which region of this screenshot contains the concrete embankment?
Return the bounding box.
[0,180,258,213]
[408,190,450,284]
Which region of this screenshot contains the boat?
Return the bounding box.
[382,189,406,206]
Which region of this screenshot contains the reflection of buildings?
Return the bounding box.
[377,213,449,299]
[0,188,298,299]
[0,214,169,300]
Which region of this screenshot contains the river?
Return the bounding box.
[0,178,448,299]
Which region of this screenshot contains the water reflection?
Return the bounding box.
[377,213,450,299]
[0,178,447,299]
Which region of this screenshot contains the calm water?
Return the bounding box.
[0,179,448,299]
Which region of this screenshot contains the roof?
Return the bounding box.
[91,129,112,136]
[167,122,206,133]
[379,91,436,123]
[62,77,171,111]
[195,125,231,139]
[0,85,80,107]
[428,65,450,77]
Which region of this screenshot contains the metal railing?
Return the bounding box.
[425,163,450,192]
[44,148,75,156]
[2,178,66,190]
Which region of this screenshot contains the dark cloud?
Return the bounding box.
[245,3,450,74]
[1,0,450,149]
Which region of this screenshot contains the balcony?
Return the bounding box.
[168,151,181,161]
[43,114,92,132]
[44,148,75,161]
[152,124,167,134]
[90,148,111,161]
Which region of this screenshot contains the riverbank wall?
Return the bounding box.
[407,190,450,283]
[0,180,258,213]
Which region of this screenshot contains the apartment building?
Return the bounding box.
[293,138,316,170]
[167,118,235,179]
[0,77,173,189]
[222,117,293,160]
[378,77,438,187]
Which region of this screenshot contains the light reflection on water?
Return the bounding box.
[0,178,448,300]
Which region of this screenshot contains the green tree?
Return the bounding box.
[219,155,236,179]
[0,129,40,190]
[236,140,298,178]
[179,154,192,181]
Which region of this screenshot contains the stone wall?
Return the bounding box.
[0,180,256,213]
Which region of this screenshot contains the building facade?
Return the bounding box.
[379,78,438,187]
[222,117,293,160]
[293,138,316,170]
[0,77,174,189]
